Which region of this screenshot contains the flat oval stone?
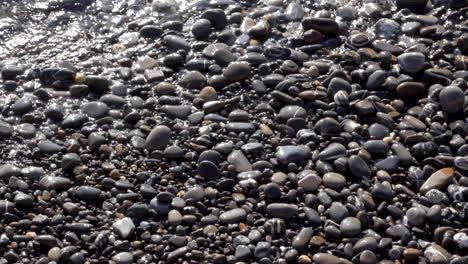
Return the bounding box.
[75,186,101,201]
[223,62,251,82]
[319,143,347,161]
[313,253,352,264]
[198,160,221,180]
[302,17,339,36]
[220,208,247,223]
[298,172,321,192]
[292,228,313,250]
[178,71,207,89]
[276,145,311,164]
[398,52,426,73]
[39,176,71,190]
[112,217,135,239]
[396,82,425,102]
[145,125,171,151]
[81,102,109,118]
[227,150,252,172]
[348,155,371,179]
[266,203,299,218]
[340,217,361,237]
[323,172,346,190]
[439,86,465,114]
[420,168,454,194]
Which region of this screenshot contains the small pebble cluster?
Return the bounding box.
[1,0,468,263]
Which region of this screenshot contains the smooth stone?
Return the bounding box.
[313,253,352,264]
[168,210,183,225]
[406,207,426,226]
[1,65,23,80]
[319,143,347,161]
[0,121,14,137]
[84,75,110,94]
[0,164,21,180]
[302,17,339,36]
[372,182,395,201]
[223,62,251,82]
[113,252,134,264]
[226,122,255,133]
[37,140,63,154]
[183,185,205,201]
[292,228,313,250]
[0,200,15,213]
[375,18,401,38]
[154,82,176,95]
[178,71,206,89]
[278,105,307,122]
[363,140,389,155]
[420,168,454,194]
[39,176,71,190]
[145,125,171,151]
[424,245,449,264]
[366,70,386,90]
[163,35,190,51]
[396,82,426,102]
[398,52,426,73]
[213,48,235,66]
[348,155,371,179]
[220,208,247,223]
[254,242,271,259]
[439,86,465,114]
[328,203,349,223]
[298,173,321,192]
[276,145,311,164]
[375,155,399,171]
[191,18,212,39]
[323,172,346,190]
[391,143,413,165]
[75,186,101,201]
[112,217,135,239]
[161,105,191,119]
[12,98,32,115]
[266,203,299,218]
[340,217,361,237]
[198,160,221,180]
[227,150,252,172]
[354,237,378,253]
[368,123,390,139]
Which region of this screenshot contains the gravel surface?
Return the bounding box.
[0,0,468,263]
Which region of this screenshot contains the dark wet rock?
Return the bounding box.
[40,67,75,85]
[340,217,361,237]
[319,143,347,161]
[75,186,101,201]
[198,160,221,180]
[39,176,71,190]
[420,168,454,194]
[145,125,171,151]
[38,140,63,154]
[396,82,425,102]
[439,86,465,114]
[84,76,110,94]
[276,145,311,164]
[81,101,109,119]
[398,52,426,73]
[266,203,299,218]
[220,208,247,223]
[179,71,207,89]
[348,155,371,179]
[163,35,190,51]
[191,19,212,39]
[396,0,428,12]
[1,65,23,80]
[223,62,251,82]
[112,217,135,239]
[302,17,339,36]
